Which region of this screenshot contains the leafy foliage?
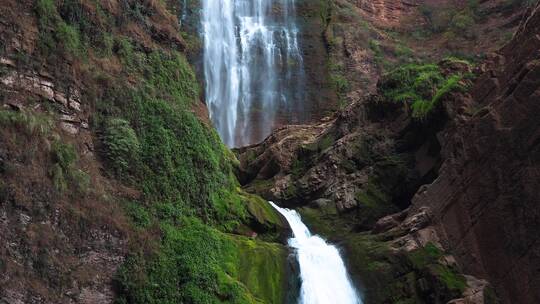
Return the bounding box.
[103,118,140,176]
[381,63,467,119]
[55,22,82,55]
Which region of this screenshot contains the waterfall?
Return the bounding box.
[201,0,305,147]
[270,202,363,304]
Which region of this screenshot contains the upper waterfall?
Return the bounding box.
[201,0,305,147]
[270,202,363,304]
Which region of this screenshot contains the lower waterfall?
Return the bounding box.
[270,202,363,304]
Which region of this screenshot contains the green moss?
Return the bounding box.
[243,191,285,232]
[228,236,288,304]
[406,243,467,297]
[244,179,275,197]
[303,133,336,156]
[431,264,467,293]
[355,182,399,227]
[101,44,289,303]
[407,243,443,269]
[116,219,256,303]
[116,218,286,304]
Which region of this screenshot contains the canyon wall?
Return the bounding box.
[413,3,540,302]
[237,1,538,303]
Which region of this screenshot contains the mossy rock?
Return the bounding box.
[241,191,289,241]
[228,236,290,304]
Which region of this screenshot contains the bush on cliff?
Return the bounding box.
[380,62,467,119]
[103,118,141,176]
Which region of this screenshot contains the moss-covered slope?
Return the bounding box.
[0,0,290,303]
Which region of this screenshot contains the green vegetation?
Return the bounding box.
[36,0,80,56]
[116,218,286,304]
[84,29,289,303]
[355,181,397,226]
[381,63,468,119]
[407,243,467,296]
[103,118,141,176]
[230,237,288,303]
[417,2,480,40]
[354,154,409,227]
[243,192,285,234]
[4,1,290,303]
[328,59,350,107]
[50,141,90,194]
[35,0,120,59]
[0,110,53,136]
[55,21,82,55]
[369,39,391,69]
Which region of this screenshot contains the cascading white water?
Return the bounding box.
[202,0,305,147]
[270,202,363,304]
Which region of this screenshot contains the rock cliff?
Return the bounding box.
[237,1,539,303]
[411,3,540,302]
[0,0,290,303]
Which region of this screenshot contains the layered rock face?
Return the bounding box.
[412,4,540,303]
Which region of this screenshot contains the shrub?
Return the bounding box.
[52,141,77,170]
[36,0,58,29]
[103,118,140,176]
[411,74,464,118]
[381,63,467,119]
[450,13,475,38]
[116,37,135,67]
[328,59,350,106]
[124,201,152,228]
[56,22,82,55]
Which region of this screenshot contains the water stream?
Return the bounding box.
[201,0,305,147]
[270,202,363,304]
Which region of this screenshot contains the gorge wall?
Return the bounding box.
[0,0,538,303]
[414,5,540,302]
[0,0,291,303]
[237,0,538,303]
